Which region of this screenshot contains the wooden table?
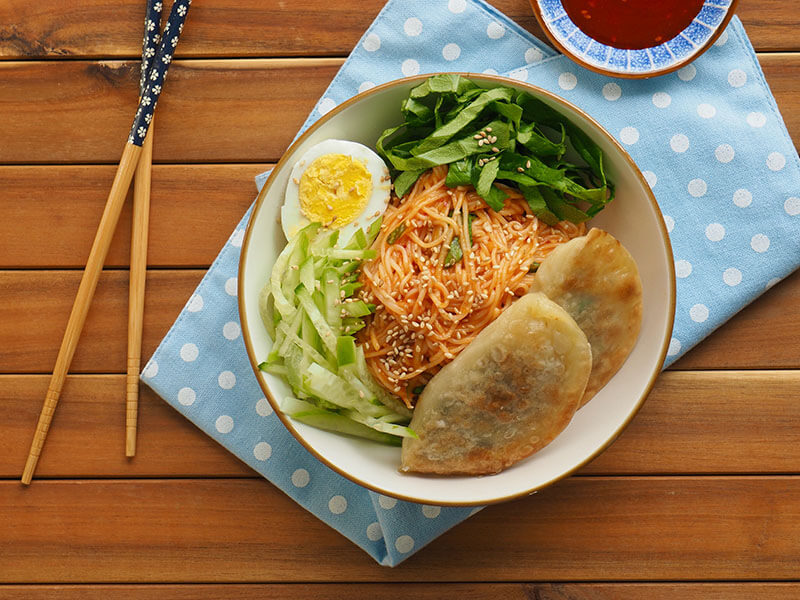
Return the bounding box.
[1,1,799,597]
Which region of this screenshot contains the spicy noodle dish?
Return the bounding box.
[255,74,643,477]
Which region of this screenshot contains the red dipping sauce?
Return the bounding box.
[562,0,706,50]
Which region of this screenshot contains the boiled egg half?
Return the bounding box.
[281,139,392,245]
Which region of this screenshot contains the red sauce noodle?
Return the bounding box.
[562,0,705,50]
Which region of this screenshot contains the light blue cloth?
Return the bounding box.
[142,0,800,566]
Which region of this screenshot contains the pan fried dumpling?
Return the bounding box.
[400,292,591,476]
[528,228,642,407]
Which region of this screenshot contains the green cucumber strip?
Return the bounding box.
[336,335,357,366]
[296,287,338,354]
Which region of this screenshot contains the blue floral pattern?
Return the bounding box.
[128,0,192,146]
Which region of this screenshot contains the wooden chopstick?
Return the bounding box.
[22,0,192,485]
[126,0,163,458]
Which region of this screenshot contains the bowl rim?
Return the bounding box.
[238,72,676,506]
[529,0,740,79]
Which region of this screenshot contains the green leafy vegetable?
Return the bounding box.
[377,74,614,223]
[443,236,463,267]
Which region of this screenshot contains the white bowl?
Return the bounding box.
[239,74,675,506]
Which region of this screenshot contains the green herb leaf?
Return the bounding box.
[443,236,463,267]
[387,223,406,244]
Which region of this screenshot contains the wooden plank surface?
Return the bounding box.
[0,165,264,268]
[0,0,796,59]
[2,583,800,600]
[2,269,799,374]
[2,477,800,582]
[3,371,800,478]
[0,55,798,165]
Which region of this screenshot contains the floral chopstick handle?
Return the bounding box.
[139,0,164,96]
[128,0,191,146]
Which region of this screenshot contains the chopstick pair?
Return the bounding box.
[21,0,193,485]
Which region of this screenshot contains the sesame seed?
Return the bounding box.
[517,166,524,172]
[473,134,481,140]
[526,160,531,168]
[290,265,299,270]
[492,147,499,153]
[486,127,493,132]
[478,139,485,146]
[292,177,299,185]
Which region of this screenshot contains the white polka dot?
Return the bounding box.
[253,441,272,461]
[688,178,707,198]
[180,343,199,362]
[746,112,766,128]
[177,387,196,406]
[142,360,159,378]
[728,68,747,88]
[395,535,415,553]
[442,43,461,61]
[715,144,735,163]
[378,495,397,510]
[366,522,383,541]
[670,133,689,153]
[785,197,800,216]
[401,58,420,77]
[723,267,742,287]
[558,72,577,90]
[230,229,244,248]
[508,68,528,82]
[404,17,422,37]
[291,468,310,487]
[358,81,375,94]
[218,370,236,389]
[751,233,770,253]
[675,259,693,278]
[224,277,237,296]
[317,97,336,116]
[733,188,752,208]
[697,103,716,119]
[667,338,681,356]
[602,82,621,101]
[362,33,381,52]
[677,64,696,81]
[525,47,543,63]
[486,21,505,39]
[422,505,441,518]
[187,294,204,312]
[256,398,273,416]
[652,91,671,108]
[767,152,786,172]
[619,126,639,145]
[215,415,234,434]
[222,321,240,340]
[663,214,675,232]
[690,304,709,323]
[766,277,781,290]
[482,68,498,75]
[329,495,347,514]
[705,222,725,242]
[448,0,466,12]
[642,170,657,189]
[709,144,739,171]
[715,30,729,46]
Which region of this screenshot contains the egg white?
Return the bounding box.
[281,139,392,246]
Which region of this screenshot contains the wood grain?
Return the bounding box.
[0,59,341,164]
[2,477,800,582]
[1,583,799,600]
[0,0,796,59]
[0,55,798,165]
[0,270,203,374]
[0,165,264,268]
[2,269,799,374]
[2,371,799,478]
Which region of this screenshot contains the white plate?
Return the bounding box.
[239,74,675,506]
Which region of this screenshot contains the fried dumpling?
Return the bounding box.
[528,228,642,407]
[400,292,592,476]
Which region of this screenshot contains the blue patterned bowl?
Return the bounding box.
[531,0,739,78]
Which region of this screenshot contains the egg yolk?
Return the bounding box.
[298,154,372,228]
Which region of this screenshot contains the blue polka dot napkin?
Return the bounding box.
[142,0,800,566]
